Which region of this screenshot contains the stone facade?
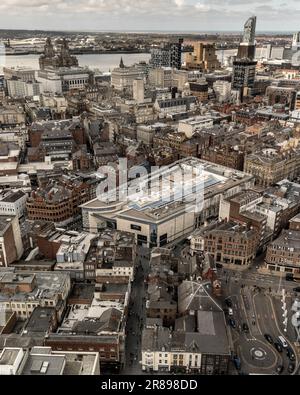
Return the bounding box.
[39,38,79,70]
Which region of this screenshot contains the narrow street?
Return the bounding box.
[122,247,150,374]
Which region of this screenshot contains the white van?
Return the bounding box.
[228,308,233,316]
[278,336,288,348]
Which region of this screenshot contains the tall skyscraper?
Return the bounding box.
[233,16,257,100]
[150,39,183,70]
[237,16,257,61]
[292,32,300,51]
[232,59,257,92]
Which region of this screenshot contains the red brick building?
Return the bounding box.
[26,179,92,226]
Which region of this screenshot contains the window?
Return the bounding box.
[131,224,142,231]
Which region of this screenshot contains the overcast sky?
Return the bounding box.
[0,0,299,32]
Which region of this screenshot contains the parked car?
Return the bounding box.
[293,287,300,292]
[229,318,236,328]
[242,323,249,333]
[274,342,283,353]
[286,347,296,361]
[216,263,223,269]
[225,298,233,308]
[228,308,234,316]
[233,356,241,370]
[276,365,284,374]
[288,363,295,373]
[264,334,274,344]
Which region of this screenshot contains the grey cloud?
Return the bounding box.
[0,0,298,31]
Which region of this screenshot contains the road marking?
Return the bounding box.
[268,295,299,374]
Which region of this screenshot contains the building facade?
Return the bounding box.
[39,38,79,70]
[185,42,221,72]
[150,39,183,70]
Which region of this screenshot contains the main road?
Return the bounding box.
[222,271,299,375]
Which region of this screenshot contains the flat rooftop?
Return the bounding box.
[0,190,26,203]
[0,348,21,366]
[69,283,95,302]
[21,353,65,375]
[228,190,261,206]
[290,213,300,223]
[0,270,69,302]
[82,157,254,220]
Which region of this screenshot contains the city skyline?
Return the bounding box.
[0,0,300,32]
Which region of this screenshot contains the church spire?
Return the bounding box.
[119,57,125,68]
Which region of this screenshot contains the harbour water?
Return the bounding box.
[0,53,151,73]
[0,50,237,73]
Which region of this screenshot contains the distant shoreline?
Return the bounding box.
[1,50,151,56]
[0,29,296,34]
